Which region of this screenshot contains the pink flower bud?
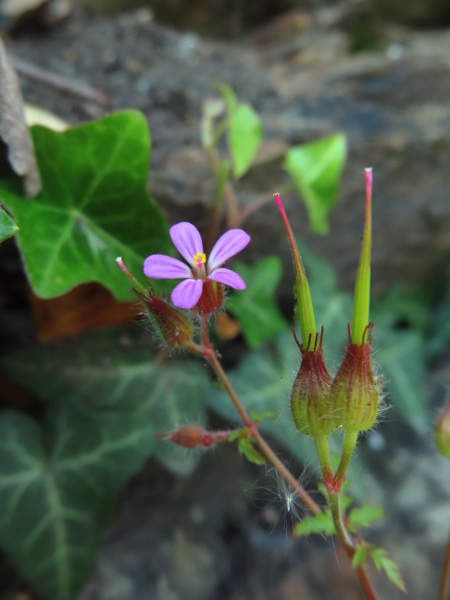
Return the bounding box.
[157,425,223,448]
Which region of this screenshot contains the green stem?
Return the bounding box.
[336,430,359,489]
[192,323,378,600]
[437,531,450,600]
[315,434,333,484]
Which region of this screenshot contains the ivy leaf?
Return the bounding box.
[227,257,289,347]
[229,103,263,179]
[0,111,171,300]
[373,326,428,435]
[284,134,347,234]
[0,205,17,242]
[293,511,336,537]
[1,327,209,475]
[0,405,155,600]
[347,504,384,532]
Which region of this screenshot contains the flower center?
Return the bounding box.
[193,252,207,268]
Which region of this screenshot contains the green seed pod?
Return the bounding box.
[138,285,194,348]
[290,330,335,437]
[330,324,380,432]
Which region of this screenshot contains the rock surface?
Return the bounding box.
[5,5,450,306]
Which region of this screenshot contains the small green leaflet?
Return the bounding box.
[353,543,406,594]
[229,104,263,179]
[284,133,347,234]
[347,504,384,532]
[227,257,289,348]
[237,437,265,465]
[217,83,263,179]
[0,111,171,300]
[293,511,336,537]
[0,205,17,242]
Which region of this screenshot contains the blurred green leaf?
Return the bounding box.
[229,104,263,179]
[1,327,209,474]
[0,111,171,300]
[0,406,155,600]
[284,134,347,234]
[227,257,289,348]
[0,205,17,242]
[216,82,238,113]
[293,511,335,537]
[237,437,265,465]
[0,327,210,598]
[205,330,317,464]
[347,504,384,532]
[374,327,428,434]
[371,547,407,593]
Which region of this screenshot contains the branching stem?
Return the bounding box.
[437,531,450,600]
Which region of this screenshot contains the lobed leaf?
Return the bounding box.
[0,111,171,300]
[347,504,384,532]
[371,547,407,593]
[293,511,336,537]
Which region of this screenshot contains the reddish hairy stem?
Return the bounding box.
[437,531,450,600]
[191,322,379,600]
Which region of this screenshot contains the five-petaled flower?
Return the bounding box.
[144,222,250,309]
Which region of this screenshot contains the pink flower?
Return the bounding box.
[144,222,250,309]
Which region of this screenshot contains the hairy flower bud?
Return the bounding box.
[330,323,380,432]
[435,401,450,459]
[156,425,228,448]
[291,328,335,436]
[137,285,194,348]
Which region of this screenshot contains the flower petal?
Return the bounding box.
[170,222,204,266]
[207,268,246,290]
[207,229,250,272]
[144,254,191,279]
[171,278,204,309]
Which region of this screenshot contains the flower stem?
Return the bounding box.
[437,530,450,600]
[194,323,378,600]
[335,430,359,490]
[315,434,333,485]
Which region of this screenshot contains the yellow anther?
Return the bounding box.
[193,252,206,267]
